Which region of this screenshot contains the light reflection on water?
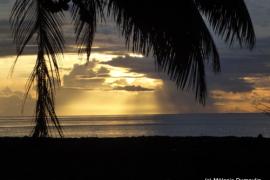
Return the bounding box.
[0,113,270,138]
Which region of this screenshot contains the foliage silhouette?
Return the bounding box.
[10,0,66,137]
[10,0,255,137]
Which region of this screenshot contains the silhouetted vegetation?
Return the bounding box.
[0,137,269,179]
[10,0,255,137]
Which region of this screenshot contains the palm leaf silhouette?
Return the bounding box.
[10,0,255,137]
[10,0,67,137]
[72,0,105,62]
[107,0,255,104]
[195,0,255,48]
[107,0,220,104]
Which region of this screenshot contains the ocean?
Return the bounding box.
[0,113,270,137]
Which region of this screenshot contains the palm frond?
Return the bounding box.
[107,0,221,104]
[10,0,67,137]
[195,0,256,49]
[71,0,104,62]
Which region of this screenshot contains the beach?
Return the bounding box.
[0,136,269,180]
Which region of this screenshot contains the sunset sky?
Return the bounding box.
[1,0,270,116]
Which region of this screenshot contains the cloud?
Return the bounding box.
[113,85,154,92]
[0,0,13,5]
[207,74,255,93]
[2,0,270,115]
[0,87,35,116]
[245,0,270,38]
[62,57,161,92]
[63,62,110,89]
[0,2,126,57]
[105,55,257,93]
[152,80,218,113]
[103,55,164,79]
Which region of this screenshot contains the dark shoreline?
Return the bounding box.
[0,136,269,180]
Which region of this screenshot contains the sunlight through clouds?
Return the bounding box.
[1,0,270,116]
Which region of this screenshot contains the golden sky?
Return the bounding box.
[1,0,270,116]
[0,51,269,116]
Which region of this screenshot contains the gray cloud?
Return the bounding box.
[63,62,110,89]
[207,74,255,93]
[62,59,158,93]
[113,85,154,92]
[103,55,164,79]
[0,1,126,57]
[0,87,35,116]
[245,0,270,38]
[153,80,218,113]
[105,55,257,93]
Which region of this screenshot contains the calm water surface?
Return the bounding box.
[0,113,270,137]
